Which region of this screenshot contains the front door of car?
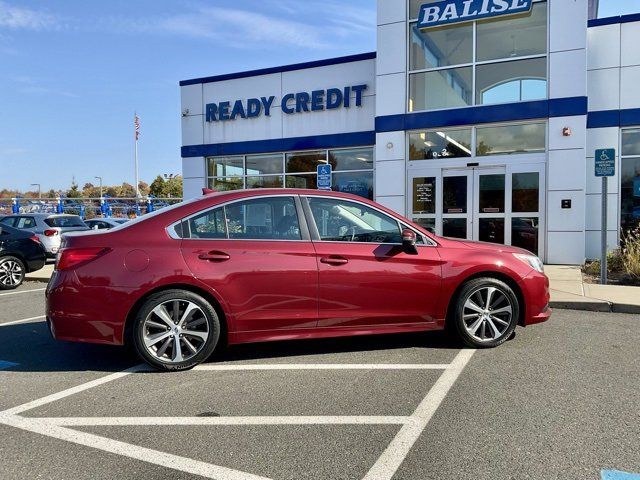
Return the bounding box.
[304,196,443,328]
[180,195,318,333]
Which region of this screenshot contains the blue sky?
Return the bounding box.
[0,0,638,192]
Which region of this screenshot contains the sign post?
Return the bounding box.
[317,164,332,191]
[595,148,616,285]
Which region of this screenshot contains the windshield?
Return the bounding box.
[44,216,87,228]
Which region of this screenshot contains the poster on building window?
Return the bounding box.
[413,177,436,214]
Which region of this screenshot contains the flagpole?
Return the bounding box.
[134,113,140,198]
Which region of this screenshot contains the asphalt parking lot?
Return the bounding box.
[0,282,638,480]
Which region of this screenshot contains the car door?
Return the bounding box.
[304,196,443,328]
[180,195,318,333]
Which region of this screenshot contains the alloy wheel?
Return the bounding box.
[0,259,23,287]
[142,299,209,364]
[462,286,513,342]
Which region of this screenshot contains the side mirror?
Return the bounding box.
[401,228,418,255]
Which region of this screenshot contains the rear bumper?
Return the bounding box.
[46,270,136,345]
[520,270,552,325]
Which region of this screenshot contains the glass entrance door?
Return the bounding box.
[409,163,545,257]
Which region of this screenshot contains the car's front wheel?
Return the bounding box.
[132,290,221,371]
[0,256,25,290]
[452,277,519,348]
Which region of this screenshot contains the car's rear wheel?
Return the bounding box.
[453,277,519,348]
[0,256,25,290]
[132,290,221,371]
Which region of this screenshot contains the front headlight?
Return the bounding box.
[513,253,544,273]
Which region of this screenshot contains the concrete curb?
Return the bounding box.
[550,300,640,314]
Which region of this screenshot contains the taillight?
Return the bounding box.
[30,235,41,244]
[55,247,111,271]
[44,229,58,237]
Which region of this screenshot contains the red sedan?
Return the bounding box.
[46,189,551,371]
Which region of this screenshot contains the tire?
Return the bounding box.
[132,289,221,371]
[452,277,519,348]
[0,256,26,290]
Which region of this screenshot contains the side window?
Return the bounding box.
[188,207,227,239]
[225,197,301,240]
[308,198,402,244]
[16,217,35,229]
[0,217,15,227]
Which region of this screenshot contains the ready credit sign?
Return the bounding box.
[595,148,615,177]
[418,0,533,29]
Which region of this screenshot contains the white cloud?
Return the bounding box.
[0,1,58,31]
[108,2,375,50]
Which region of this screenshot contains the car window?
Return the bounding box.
[16,217,36,229]
[188,207,227,239]
[0,217,16,227]
[308,197,402,244]
[225,197,301,240]
[44,216,85,228]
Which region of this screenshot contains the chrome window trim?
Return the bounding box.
[166,194,309,242]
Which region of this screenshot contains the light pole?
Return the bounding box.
[30,183,41,199]
[94,176,103,198]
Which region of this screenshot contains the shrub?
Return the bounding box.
[584,249,625,276]
[622,227,640,279]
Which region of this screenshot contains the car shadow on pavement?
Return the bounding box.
[0,320,462,372]
[0,321,137,373]
[214,329,462,364]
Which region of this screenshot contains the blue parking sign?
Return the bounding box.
[595,148,615,177]
[317,164,332,190]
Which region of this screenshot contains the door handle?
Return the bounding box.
[198,251,230,262]
[320,256,349,266]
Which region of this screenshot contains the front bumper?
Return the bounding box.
[520,269,552,325]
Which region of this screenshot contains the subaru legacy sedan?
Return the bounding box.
[46,189,551,371]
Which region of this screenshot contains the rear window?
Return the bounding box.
[44,216,86,228]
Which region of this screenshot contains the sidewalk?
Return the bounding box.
[26,263,54,282]
[546,265,640,314]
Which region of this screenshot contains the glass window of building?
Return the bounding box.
[207,156,243,177]
[332,171,374,199]
[409,67,472,111]
[476,122,546,156]
[621,129,640,235]
[512,173,540,212]
[408,1,547,112]
[412,177,436,214]
[285,151,326,173]
[329,148,373,171]
[208,177,243,191]
[246,176,283,189]
[476,58,547,105]
[245,154,283,176]
[224,197,301,241]
[476,2,547,62]
[409,128,472,160]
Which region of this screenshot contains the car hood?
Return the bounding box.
[438,237,533,256]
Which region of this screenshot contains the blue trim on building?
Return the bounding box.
[588,108,640,128]
[180,52,377,86]
[588,13,640,28]
[375,97,588,132]
[181,131,376,158]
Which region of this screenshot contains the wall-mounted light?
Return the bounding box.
[562,127,572,137]
[181,108,190,117]
[386,142,393,149]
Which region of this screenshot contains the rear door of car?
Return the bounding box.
[180,195,318,333]
[303,195,443,328]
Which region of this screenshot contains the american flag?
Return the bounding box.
[134,114,140,141]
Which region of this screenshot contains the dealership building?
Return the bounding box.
[180,0,640,265]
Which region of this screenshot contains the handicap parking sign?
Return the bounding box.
[595,148,615,177]
[317,164,332,190]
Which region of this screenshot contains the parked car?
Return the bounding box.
[46,189,551,371]
[0,213,89,259]
[84,218,129,230]
[0,224,46,289]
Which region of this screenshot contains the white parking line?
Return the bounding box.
[194,363,449,371]
[38,415,414,426]
[0,315,45,327]
[1,415,272,480]
[0,287,46,297]
[362,349,475,480]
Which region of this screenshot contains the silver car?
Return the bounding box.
[84,218,129,230]
[0,213,89,258]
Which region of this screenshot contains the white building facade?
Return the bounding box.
[180,0,640,265]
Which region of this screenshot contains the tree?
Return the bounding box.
[149,175,165,197]
[66,178,81,198]
[138,181,150,197]
[164,176,183,198]
[118,182,136,198]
